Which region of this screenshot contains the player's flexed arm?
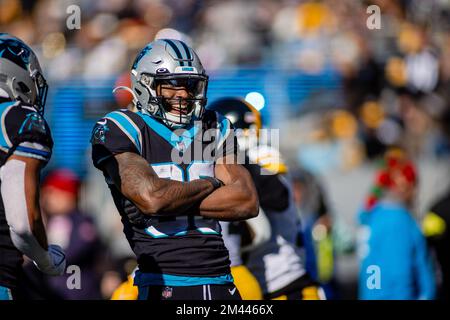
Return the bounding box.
[195,112,259,221]
[198,154,259,221]
[102,151,258,220]
[103,152,218,215]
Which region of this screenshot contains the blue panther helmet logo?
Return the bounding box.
[132,43,152,70]
[0,37,32,71]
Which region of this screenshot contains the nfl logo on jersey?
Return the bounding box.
[162,287,173,299]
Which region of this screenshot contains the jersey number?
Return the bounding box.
[145,161,219,238]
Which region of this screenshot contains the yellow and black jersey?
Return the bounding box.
[242,145,307,295]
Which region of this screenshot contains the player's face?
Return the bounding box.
[156,79,195,116]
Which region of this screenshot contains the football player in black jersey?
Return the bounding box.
[91,39,258,300]
[0,33,66,300]
[208,97,325,300]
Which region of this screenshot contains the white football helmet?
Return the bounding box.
[0,33,48,113]
[125,39,208,128]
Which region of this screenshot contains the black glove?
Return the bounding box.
[122,199,149,227]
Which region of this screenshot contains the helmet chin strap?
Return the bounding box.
[10,77,20,102]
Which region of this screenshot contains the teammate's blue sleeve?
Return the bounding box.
[412,223,436,300]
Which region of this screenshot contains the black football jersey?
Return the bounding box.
[91,109,237,277]
[0,100,53,289]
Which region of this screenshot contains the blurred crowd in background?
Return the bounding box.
[2,0,450,299]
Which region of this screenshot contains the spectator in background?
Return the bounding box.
[39,169,104,299]
[357,149,435,300]
[291,168,337,300]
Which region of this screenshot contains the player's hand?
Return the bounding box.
[123,198,149,227]
[34,244,66,276]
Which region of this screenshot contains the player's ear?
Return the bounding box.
[153,82,162,95]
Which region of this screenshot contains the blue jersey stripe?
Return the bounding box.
[0,286,13,300]
[134,271,234,287]
[105,111,142,153]
[15,145,51,157]
[0,101,15,110]
[137,112,199,151]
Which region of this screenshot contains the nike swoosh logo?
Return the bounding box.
[97,119,107,125]
[228,287,237,295]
